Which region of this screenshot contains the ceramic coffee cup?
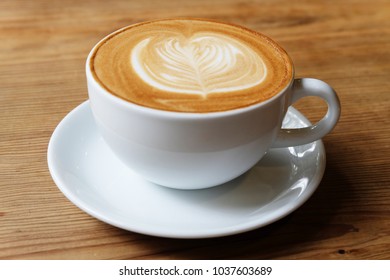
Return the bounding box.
[86,20,340,190]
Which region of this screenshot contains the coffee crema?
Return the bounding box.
[90,19,293,113]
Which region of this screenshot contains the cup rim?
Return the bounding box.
[86,18,295,119]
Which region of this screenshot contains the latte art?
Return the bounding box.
[91,19,293,112]
[131,33,266,96]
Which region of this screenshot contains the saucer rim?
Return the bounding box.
[48,101,325,239]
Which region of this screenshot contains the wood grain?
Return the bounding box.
[1,0,389,259]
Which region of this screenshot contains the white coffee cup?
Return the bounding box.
[86,32,340,190]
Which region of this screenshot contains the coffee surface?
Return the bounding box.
[90,19,293,113]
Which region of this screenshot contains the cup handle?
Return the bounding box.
[272,78,341,148]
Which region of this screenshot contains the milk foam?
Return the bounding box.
[131,33,267,97]
[91,19,293,112]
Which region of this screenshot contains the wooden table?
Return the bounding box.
[1,0,389,260]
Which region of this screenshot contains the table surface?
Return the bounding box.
[1,0,389,260]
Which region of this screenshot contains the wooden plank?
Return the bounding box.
[0,0,389,259]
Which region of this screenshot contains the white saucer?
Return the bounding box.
[48,101,326,239]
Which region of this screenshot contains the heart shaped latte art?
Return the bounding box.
[131,33,267,96]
